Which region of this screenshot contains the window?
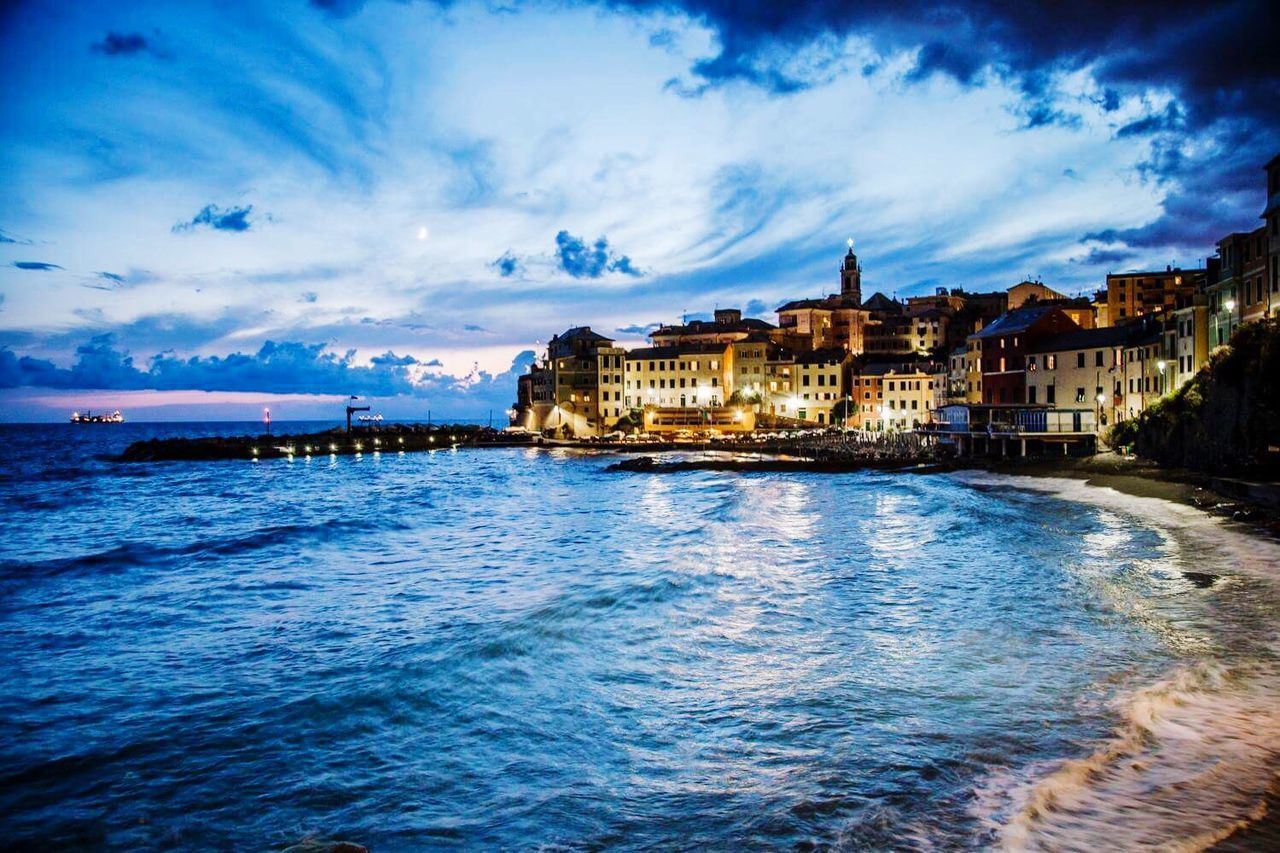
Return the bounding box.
[1047,385,1056,404]
[1047,355,1056,370]
[1076,387,1086,403]
[1076,352,1085,368]
[1095,351,1104,367]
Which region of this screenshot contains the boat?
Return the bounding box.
[70,410,124,423]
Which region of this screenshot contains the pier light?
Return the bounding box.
[329,443,338,452]
[374,438,380,446]
[429,435,435,443]
[398,436,404,444]
[251,447,258,456]
[355,442,363,451]
[304,445,311,453]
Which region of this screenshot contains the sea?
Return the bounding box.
[1,421,1278,851]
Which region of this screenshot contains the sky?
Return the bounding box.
[1,0,1276,421]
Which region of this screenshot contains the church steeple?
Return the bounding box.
[840,238,862,304]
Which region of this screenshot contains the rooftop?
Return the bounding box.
[970,305,1062,339]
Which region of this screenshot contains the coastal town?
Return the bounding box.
[512,155,1280,458]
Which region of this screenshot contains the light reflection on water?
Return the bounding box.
[0,426,1277,850]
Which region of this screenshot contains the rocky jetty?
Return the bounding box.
[120,424,531,462]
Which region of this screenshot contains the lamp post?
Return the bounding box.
[1096,392,1106,433]
[1222,298,1237,345]
[1156,360,1167,396]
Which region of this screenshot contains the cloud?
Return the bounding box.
[555,230,643,279]
[11,261,62,271]
[91,31,151,57]
[0,336,539,416]
[490,250,524,278]
[1071,246,1133,266]
[615,323,661,335]
[463,324,486,332]
[744,299,768,316]
[0,229,32,245]
[96,271,125,283]
[1116,103,1185,139]
[172,204,257,233]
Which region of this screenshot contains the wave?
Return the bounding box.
[958,472,1280,850]
[0,516,411,581]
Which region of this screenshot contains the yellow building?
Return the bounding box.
[624,344,729,410]
[852,363,943,431]
[791,349,851,426]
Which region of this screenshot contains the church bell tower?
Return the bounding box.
[841,238,862,304]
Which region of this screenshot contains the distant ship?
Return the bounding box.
[70,410,124,424]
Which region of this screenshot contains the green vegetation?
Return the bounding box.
[1108,319,1280,475]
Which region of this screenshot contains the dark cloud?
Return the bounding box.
[11,261,62,271]
[91,31,151,56]
[744,299,768,316]
[1072,247,1134,266]
[96,271,125,283]
[463,324,487,332]
[1116,103,1185,138]
[555,230,643,279]
[491,250,524,278]
[173,204,256,234]
[905,40,984,86]
[615,323,661,335]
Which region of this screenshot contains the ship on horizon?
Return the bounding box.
[70,410,124,424]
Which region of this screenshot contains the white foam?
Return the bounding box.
[956,472,1280,851]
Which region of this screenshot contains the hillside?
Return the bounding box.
[1109,318,1280,476]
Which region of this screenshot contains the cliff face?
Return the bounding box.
[1109,319,1280,476]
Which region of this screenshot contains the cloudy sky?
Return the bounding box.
[1,0,1276,421]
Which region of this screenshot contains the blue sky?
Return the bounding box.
[1,0,1276,420]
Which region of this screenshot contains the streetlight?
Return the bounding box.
[1156,360,1167,395]
[1222,298,1237,344]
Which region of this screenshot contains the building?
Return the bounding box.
[1105,267,1206,324]
[1168,298,1210,390]
[1119,324,1167,423]
[595,346,627,431]
[1025,324,1143,431]
[851,362,945,431]
[649,308,776,346]
[1209,227,1268,344]
[1007,280,1066,309]
[512,327,616,437]
[970,306,1080,405]
[624,344,729,410]
[1266,155,1280,316]
[791,349,852,426]
[547,326,616,437]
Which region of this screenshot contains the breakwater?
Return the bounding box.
[119,424,532,462]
